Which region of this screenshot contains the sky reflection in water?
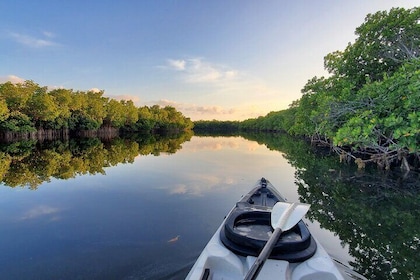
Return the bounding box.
[0,136,349,279]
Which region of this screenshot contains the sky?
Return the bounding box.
[1,0,418,121]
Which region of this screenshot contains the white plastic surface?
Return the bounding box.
[271,202,310,230]
[186,203,345,280]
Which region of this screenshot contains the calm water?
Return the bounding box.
[0,134,418,279]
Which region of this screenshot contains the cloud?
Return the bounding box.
[174,174,238,196]
[89,87,103,93]
[106,94,141,105]
[168,59,186,71]
[0,75,25,84]
[183,137,240,152]
[20,205,61,221]
[42,31,55,38]
[157,172,238,197]
[9,31,58,48]
[170,184,188,195]
[166,57,240,84]
[160,57,290,120]
[152,99,236,117]
[153,98,278,120]
[194,105,236,115]
[0,76,70,93]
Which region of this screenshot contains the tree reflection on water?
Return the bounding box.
[0,131,192,189]
[240,132,420,280]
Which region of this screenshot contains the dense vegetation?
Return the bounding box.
[197,7,420,170]
[0,81,193,136]
[193,120,240,132]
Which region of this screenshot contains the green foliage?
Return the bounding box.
[0,152,11,180]
[194,120,240,132]
[103,99,140,128]
[0,81,192,135]
[122,100,139,126]
[24,91,60,127]
[48,88,73,128]
[104,99,127,127]
[0,80,43,111]
[238,7,420,169]
[326,7,420,88]
[333,60,420,153]
[0,111,36,132]
[0,99,9,121]
[69,111,102,130]
[85,90,107,125]
[134,105,193,132]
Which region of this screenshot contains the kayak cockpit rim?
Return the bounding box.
[220,178,317,263]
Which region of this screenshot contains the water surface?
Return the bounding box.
[0,135,418,279]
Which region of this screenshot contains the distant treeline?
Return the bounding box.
[0,81,193,137]
[193,120,241,132]
[195,7,420,170]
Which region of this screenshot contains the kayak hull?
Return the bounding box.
[186,178,345,280]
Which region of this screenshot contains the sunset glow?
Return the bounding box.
[1,0,417,120]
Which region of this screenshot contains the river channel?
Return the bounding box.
[0,133,418,279]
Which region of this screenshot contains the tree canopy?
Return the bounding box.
[231,7,420,170]
[0,81,193,135]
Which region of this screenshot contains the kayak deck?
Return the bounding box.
[240,177,281,208]
[186,178,345,280]
[220,178,317,262]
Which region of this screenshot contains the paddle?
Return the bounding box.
[244,201,311,280]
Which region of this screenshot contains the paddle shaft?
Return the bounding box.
[244,227,283,280]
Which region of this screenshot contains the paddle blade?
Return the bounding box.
[271,202,310,231]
